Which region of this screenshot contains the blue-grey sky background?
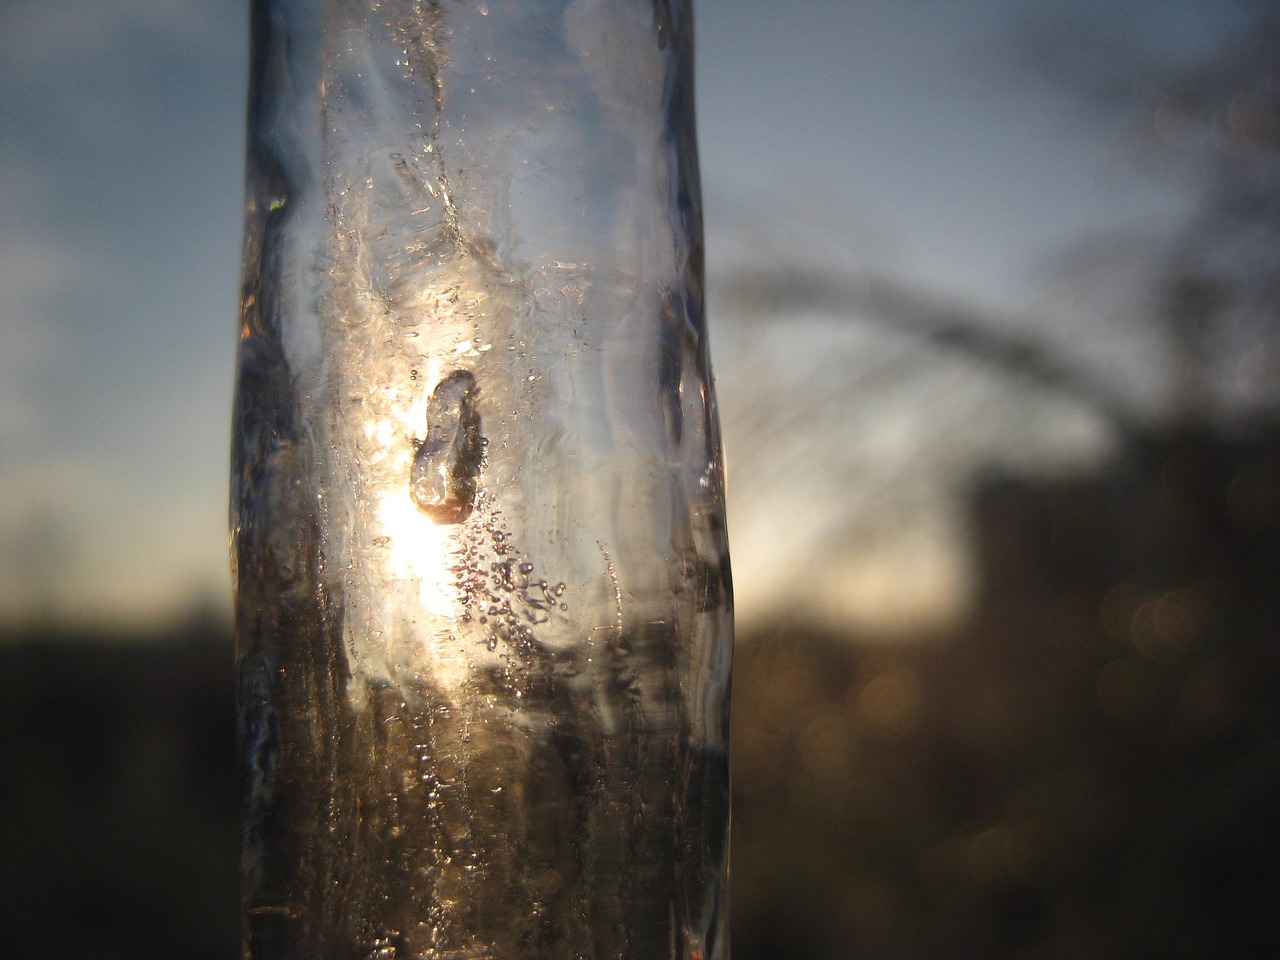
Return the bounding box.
[0,0,1263,631]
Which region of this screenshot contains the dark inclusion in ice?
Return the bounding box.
[411,369,482,523]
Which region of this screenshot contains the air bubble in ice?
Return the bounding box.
[410,369,482,523]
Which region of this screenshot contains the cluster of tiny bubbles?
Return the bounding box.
[448,492,572,701]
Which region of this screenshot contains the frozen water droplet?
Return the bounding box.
[411,369,482,523]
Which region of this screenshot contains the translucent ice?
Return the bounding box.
[234,1,730,957]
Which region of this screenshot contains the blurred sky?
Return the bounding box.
[0,0,1262,632]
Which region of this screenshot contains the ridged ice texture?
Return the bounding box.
[232,1,731,958]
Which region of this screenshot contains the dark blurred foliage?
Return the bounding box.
[4,426,1278,958]
[730,16,1280,953]
[3,431,1279,960]
[0,623,237,959]
[732,423,1280,959]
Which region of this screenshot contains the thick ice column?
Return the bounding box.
[232,1,731,957]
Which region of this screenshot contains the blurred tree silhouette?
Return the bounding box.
[727,6,1280,958]
[1015,1,1280,424]
[733,422,1280,959]
[0,628,237,959]
[732,15,1280,628]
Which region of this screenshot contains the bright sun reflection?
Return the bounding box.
[340,330,492,692]
[375,488,460,619]
[367,355,461,622]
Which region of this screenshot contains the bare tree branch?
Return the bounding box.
[722,267,1146,439]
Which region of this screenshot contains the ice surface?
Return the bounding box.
[233,2,730,957]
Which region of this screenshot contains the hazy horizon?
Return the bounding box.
[0,0,1265,634]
